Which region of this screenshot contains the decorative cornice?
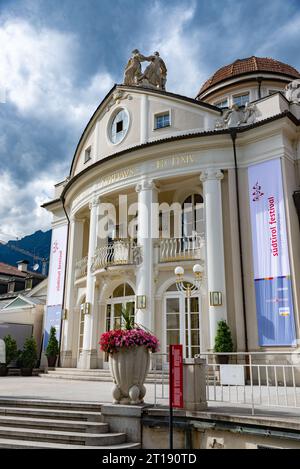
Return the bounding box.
[200,169,224,183]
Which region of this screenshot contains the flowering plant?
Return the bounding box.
[100,328,159,354]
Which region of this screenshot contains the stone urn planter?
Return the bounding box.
[109,346,150,405]
[100,308,159,406]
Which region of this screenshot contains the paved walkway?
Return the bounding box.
[1,376,300,422]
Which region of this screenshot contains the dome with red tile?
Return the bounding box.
[197,56,300,99]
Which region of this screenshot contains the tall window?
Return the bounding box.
[233,93,250,107]
[182,194,204,238]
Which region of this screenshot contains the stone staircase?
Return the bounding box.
[0,398,140,449]
[39,367,169,383]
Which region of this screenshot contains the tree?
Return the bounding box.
[45,327,59,358]
[214,320,234,353]
[19,336,37,369]
[3,335,18,365]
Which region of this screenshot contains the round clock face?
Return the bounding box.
[110,109,129,144]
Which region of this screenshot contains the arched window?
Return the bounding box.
[182,194,204,238]
[106,283,135,332]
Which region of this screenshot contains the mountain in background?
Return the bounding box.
[0,230,52,274]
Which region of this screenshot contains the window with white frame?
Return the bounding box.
[84,146,92,164]
[215,98,228,109]
[233,93,250,107]
[154,112,170,129]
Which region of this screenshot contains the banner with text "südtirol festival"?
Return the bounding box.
[248,158,296,346]
[43,224,68,350]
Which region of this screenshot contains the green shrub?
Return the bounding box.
[214,320,234,353]
[45,327,59,358]
[3,335,18,365]
[19,337,38,368]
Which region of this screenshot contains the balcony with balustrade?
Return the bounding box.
[158,234,204,263]
[91,239,141,272]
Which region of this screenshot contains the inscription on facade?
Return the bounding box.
[98,167,137,189]
[156,154,194,170]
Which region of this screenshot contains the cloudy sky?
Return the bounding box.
[0,0,300,241]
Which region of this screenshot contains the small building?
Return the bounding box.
[0,261,47,354]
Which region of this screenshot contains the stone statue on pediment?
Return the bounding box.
[123,49,167,90]
[285,79,300,104]
[138,52,167,91]
[124,49,150,86]
[215,102,257,129]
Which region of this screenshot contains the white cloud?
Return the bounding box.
[144,0,208,97]
[0,18,115,129]
[0,168,64,241]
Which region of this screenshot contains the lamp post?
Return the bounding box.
[174,264,204,359]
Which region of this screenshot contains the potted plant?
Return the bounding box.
[214,320,234,364]
[18,336,38,376]
[45,326,59,367]
[0,335,18,376]
[99,305,159,405]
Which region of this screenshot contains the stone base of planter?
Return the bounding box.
[109,347,150,405]
[101,404,149,443]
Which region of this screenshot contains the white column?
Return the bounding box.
[61,216,84,367]
[78,196,99,369]
[140,94,149,144]
[135,180,158,331]
[200,169,227,349]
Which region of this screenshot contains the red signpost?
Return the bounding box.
[169,344,183,449]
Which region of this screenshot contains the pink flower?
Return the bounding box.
[99,328,160,354]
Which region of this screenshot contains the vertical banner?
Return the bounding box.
[248,159,296,346]
[47,224,68,307]
[170,345,183,408]
[44,224,68,346]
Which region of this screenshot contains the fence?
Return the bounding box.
[151,351,300,415]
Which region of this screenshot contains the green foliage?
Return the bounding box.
[3,335,18,365]
[18,336,38,369]
[45,327,59,358]
[121,304,135,330]
[214,320,234,353]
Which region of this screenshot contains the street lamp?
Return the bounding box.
[174,264,204,359]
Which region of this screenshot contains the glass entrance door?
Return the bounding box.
[164,288,201,359]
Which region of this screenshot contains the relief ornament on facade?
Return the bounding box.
[285,79,300,104]
[123,49,167,91]
[215,102,258,130]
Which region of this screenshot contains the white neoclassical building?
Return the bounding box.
[43,55,300,369]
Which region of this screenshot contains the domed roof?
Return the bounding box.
[197,56,300,98]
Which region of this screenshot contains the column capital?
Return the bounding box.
[89,196,100,210]
[200,169,224,183]
[135,179,158,194]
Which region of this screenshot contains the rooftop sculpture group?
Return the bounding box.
[215,102,258,130]
[124,49,167,91]
[285,79,300,104]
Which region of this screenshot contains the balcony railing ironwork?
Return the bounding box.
[159,234,204,263]
[91,240,141,272]
[75,256,88,280]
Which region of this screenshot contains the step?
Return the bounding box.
[0,415,108,433]
[0,398,102,412]
[0,438,140,449]
[0,425,126,446]
[0,406,102,422]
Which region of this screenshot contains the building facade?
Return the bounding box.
[0,261,47,353]
[43,55,300,369]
